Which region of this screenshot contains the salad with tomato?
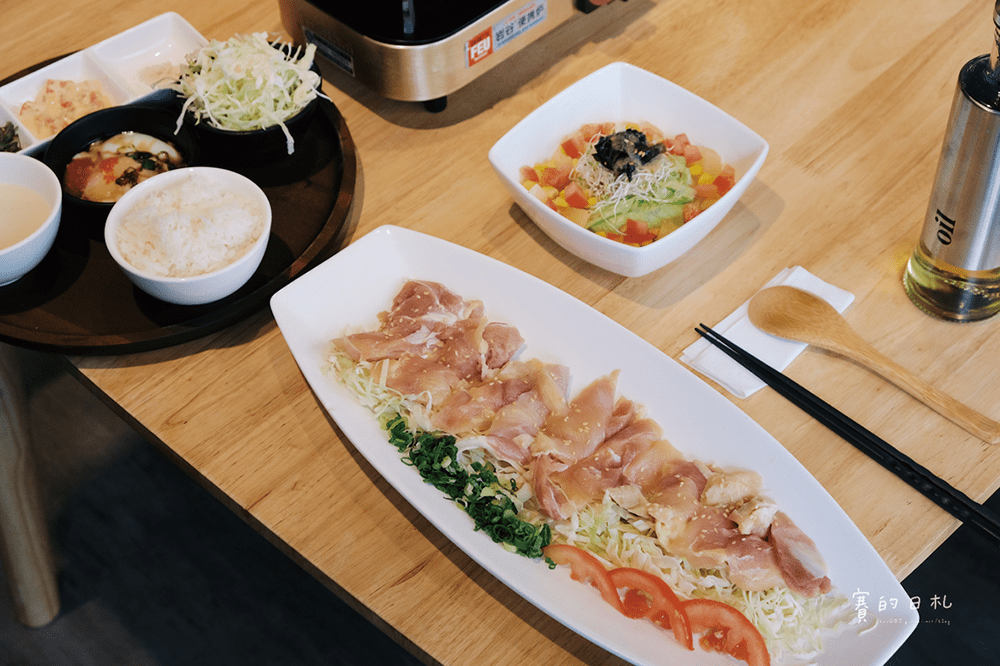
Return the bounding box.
[520,121,737,247]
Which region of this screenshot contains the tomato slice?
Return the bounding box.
[683,598,770,666]
[608,568,692,650]
[543,544,623,613]
[545,546,769,665]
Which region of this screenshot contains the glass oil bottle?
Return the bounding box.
[904,2,1000,321]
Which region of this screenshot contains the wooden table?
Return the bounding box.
[4,0,1000,662]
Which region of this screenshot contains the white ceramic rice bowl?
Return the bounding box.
[488,62,769,277]
[104,166,271,305]
[0,153,62,286]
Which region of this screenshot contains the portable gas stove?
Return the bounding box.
[279,0,624,111]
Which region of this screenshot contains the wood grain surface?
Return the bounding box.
[4,1,1000,664]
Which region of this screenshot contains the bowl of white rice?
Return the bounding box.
[104,166,271,305]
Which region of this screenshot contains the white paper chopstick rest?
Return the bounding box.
[680,266,855,398]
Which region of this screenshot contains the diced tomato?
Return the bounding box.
[683,599,770,666]
[579,123,603,142]
[519,165,539,183]
[683,202,701,223]
[540,163,572,190]
[623,218,658,246]
[694,183,720,200]
[715,164,736,196]
[608,568,692,650]
[683,143,702,166]
[561,135,587,159]
[665,132,690,156]
[543,544,623,613]
[563,181,589,209]
[626,218,648,235]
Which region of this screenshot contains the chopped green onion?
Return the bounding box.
[385,413,551,558]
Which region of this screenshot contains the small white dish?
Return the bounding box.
[0,153,62,285]
[488,62,769,277]
[104,167,271,305]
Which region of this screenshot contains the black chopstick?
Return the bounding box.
[695,324,1000,545]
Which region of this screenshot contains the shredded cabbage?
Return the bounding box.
[172,32,323,154]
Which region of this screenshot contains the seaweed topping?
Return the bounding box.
[593,129,666,180]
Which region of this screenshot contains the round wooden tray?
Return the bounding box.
[0,65,357,355]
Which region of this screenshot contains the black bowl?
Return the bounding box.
[184,94,320,173]
[43,105,200,239]
[181,56,322,172]
[177,41,322,173]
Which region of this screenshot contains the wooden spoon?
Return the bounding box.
[747,285,1000,445]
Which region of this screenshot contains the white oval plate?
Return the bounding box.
[270,225,918,666]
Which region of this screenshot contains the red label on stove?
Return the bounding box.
[467,28,493,67]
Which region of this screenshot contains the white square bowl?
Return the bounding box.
[488,62,768,277]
